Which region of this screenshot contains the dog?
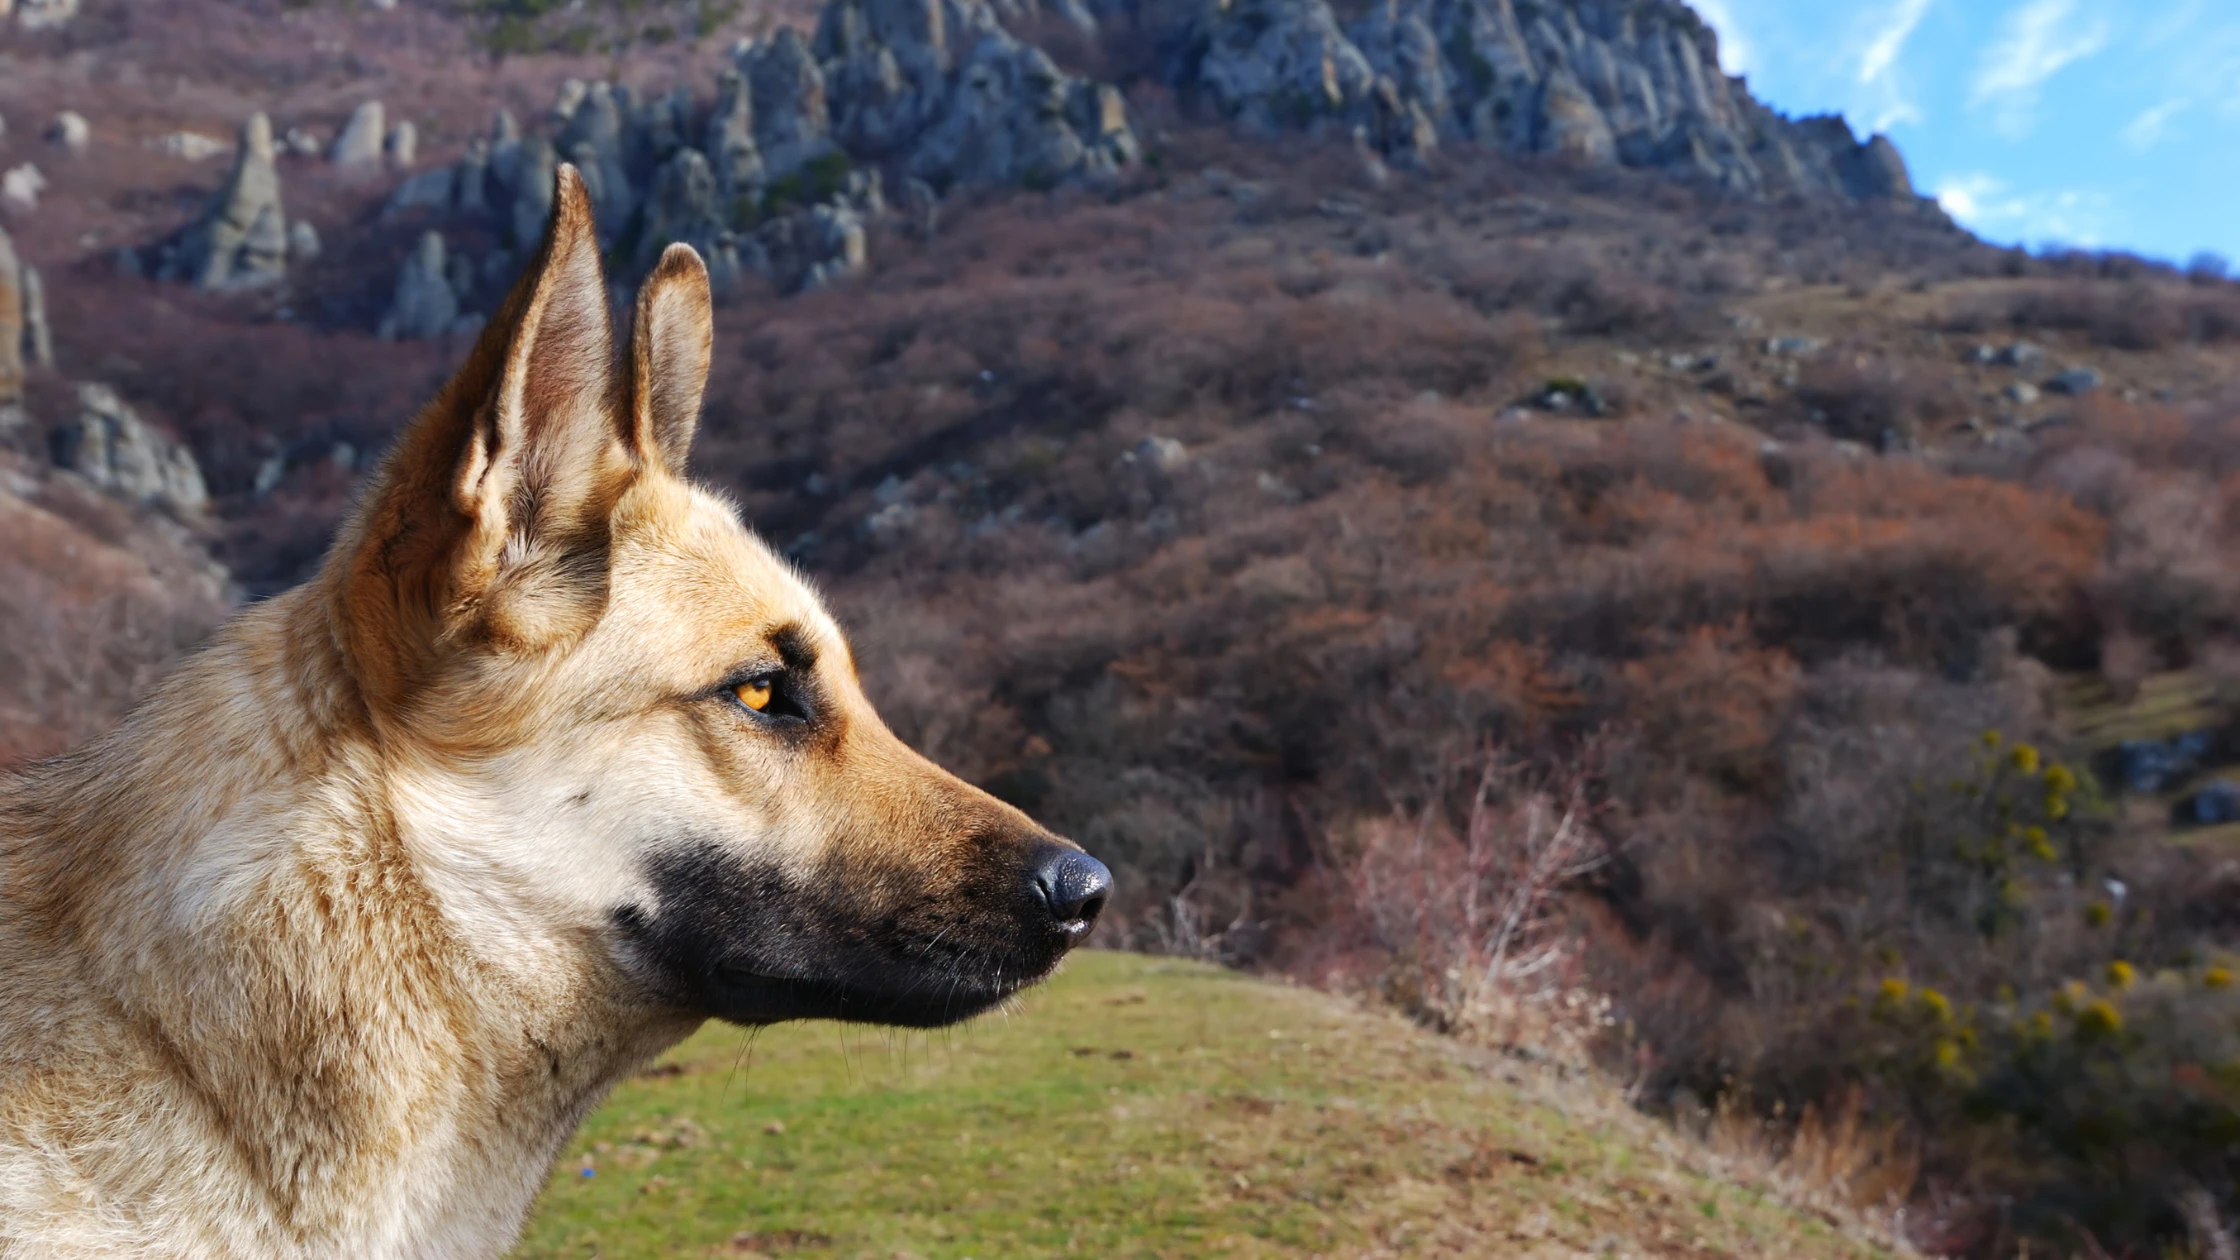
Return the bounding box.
[0,166,1110,1258]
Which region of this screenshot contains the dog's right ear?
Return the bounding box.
[331,165,634,710]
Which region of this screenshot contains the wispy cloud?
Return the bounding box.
[2122,97,2190,149]
[1936,173,2113,249]
[1851,0,1934,130]
[1970,0,2111,137]
[1691,0,1754,76]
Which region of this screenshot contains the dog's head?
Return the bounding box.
[322,168,1107,1028]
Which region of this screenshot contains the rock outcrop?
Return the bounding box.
[1166,0,1916,201]
[0,229,21,406]
[2,164,47,212]
[20,265,51,370]
[155,113,290,291]
[367,0,1139,313]
[376,231,467,341]
[45,111,89,154]
[13,0,78,30]
[49,384,209,515]
[332,101,386,168]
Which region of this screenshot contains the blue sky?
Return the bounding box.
[1685,0,2240,266]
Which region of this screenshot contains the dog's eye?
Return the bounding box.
[734,677,774,712]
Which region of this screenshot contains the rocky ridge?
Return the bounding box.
[126,0,1922,340]
[1165,0,1914,197]
[359,0,1141,334]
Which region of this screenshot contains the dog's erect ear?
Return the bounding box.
[333,165,631,701]
[630,243,713,478]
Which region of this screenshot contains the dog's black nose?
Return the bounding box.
[1032,847,1112,940]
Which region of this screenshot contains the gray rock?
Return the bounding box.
[164,113,289,292]
[2046,366,2103,396]
[0,229,20,405]
[488,110,523,191]
[1160,0,1915,202]
[1765,335,1826,357]
[50,383,209,515]
[1136,435,1188,472]
[1995,341,2048,368]
[1842,133,1912,200]
[2119,731,2212,793]
[903,175,939,239]
[443,249,475,302]
[383,166,455,217]
[160,131,228,161]
[639,149,729,268]
[16,0,79,30]
[2193,780,2240,826]
[2004,381,2039,405]
[287,219,321,262]
[456,139,491,213]
[45,111,89,154]
[282,127,323,158]
[20,266,49,369]
[1533,68,1615,163]
[385,120,418,169]
[377,231,460,341]
[1188,0,1378,133]
[557,83,636,231]
[2,164,48,211]
[509,138,557,247]
[745,29,838,183]
[332,101,386,168]
[704,69,767,197]
[552,79,589,126]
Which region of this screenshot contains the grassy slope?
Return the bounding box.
[515,953,1895,1259]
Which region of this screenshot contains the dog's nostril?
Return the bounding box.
[1033,847,1113,936]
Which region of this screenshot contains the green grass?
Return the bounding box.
[514,953,1896,1258]
[2055,670,2222,750]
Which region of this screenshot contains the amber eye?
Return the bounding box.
[735,677,774,712]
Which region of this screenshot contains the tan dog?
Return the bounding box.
[0,167,1110,1258]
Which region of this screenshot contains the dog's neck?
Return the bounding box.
[10,583,690,1247]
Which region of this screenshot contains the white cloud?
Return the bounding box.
[2122,97,2190,149]
[1970,0,2112,137]
[1853,0,1934,130]
[1691,0,1753,75]
[1936,172,2114,250]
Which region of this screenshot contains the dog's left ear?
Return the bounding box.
[333,165,635,702]
[630,243,713,478]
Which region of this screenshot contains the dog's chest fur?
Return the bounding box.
[0,593,697,1258]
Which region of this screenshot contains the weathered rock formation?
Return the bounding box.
[0,231,47,413]
[331,101,386,168]
[155,113,290,291]
[21,265,51,370]
[386,120,418,169]
[376,231,463,341]
[49,384,209,515]
[2,164,48,211]
[12,0,78,30]
[0,229,22,407]
[1167,0,1914,200]
[369,0,1139,316]
[45,111,88,154]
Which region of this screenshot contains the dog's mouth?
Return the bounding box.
[616,839,1101,1029]
[703,956,1046,1028]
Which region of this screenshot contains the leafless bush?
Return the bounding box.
[1345,750,1608,1047]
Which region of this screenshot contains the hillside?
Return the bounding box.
[515,951,1904,1259]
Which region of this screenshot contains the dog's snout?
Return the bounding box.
[1031,846,1112,941]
